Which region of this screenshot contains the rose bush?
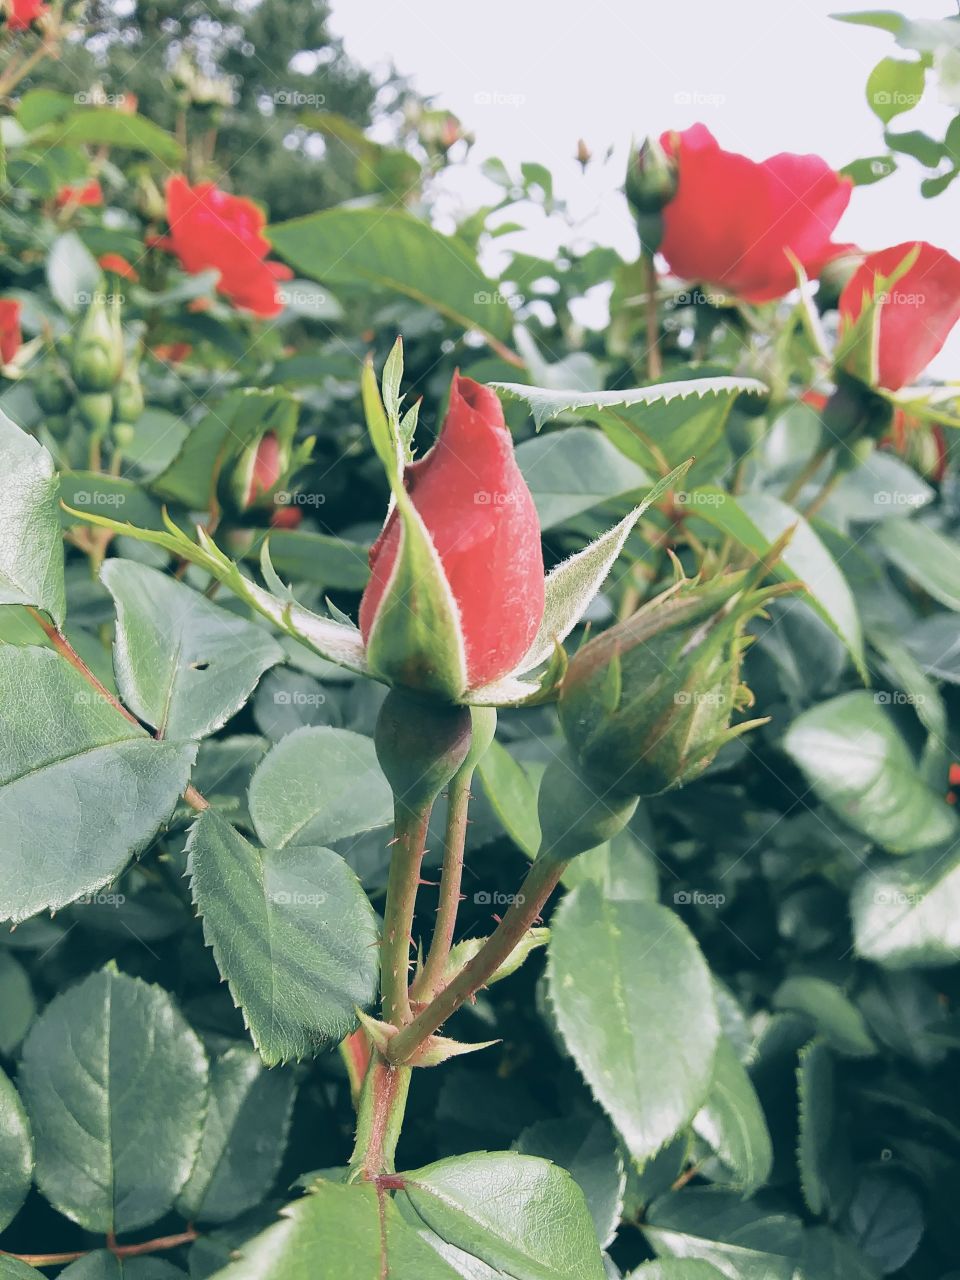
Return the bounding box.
[1,4,960,1279]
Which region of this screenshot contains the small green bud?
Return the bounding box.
[536,750,638,861]
[33,368,73,415]
[75,391,115,433]
[112,421,136,449]
[46,414,71,441]
[559,573,785,798]
[374,688,473,813]
[112,362,144,423]
[72,293,124,392]
[625,136,679,217]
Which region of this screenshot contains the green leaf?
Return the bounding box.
[248,725,392,849]
[692,1037,773,1195]
[797,1040,853,1220]
[176,1047,297,1224]
[206,1180,463,1279]
[515,427,651,530]
[187,809,379,1063]
[60,473,166,532]
[46,231,101,315]
[0,1260,46,1280]
[58,1253,186,1279]
[0,1067,33,1232]
[833,11,908,35]
[774,977,876,1057]
[866,57,926,122]
[102,560,284,740]
[0,952,35,1054]
[783,691,956,854]
[0,646,196,923]
[268,208,514,343]
[400,1151,606,1280]
[690,490,864,672]
[845,1174,923,1274]
[801,1227,880,1280]
[0,410,66,626]
[643,1189,803,1280]
[18,968,207,1233]
[476,739,542,859]
[30,110,182,162]
[515,1116,625,1249]
[242,530,370,593]
[547,885,719,1163]
[875,520,960,610]
[851,843,960,968]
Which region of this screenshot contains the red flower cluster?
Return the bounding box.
[0,300,22,365]
[55,180,103,209]
[658,124,852,303]
[359,374,545,689]
[158,176,292,318]
[5,0,47,30]
[838,242,960,391]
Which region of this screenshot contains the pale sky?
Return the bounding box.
[328,0,960,375]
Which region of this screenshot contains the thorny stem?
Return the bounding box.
[1,1229,199,1267]
[380,801,432,1028]
[410,769,473,1001]
[643,250,662,381]
[386,853,570,1065]
[348,1053,412,1179]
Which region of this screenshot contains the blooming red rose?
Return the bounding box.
[838,241,960,391]
[0,300,22,365]
[6,0,47,30]
[55,180,103,209]
[160,175,292,318]
[359,374,545,690]
[658,124,852,303]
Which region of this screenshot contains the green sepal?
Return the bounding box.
[834,243,920,389]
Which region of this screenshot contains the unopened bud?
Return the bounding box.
[76,391,115,434]
[626,136,678,217]
[72,293,123,392]
[112,361,144,423]
[33,368,73,415]
[231,431,291,511]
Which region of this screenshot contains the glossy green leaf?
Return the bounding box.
[400,1151,606,1280]
[59,473,165,533]
[547,885,719,1163]
[0,951,35,1054]
[248,725,392,849]
[627,1264,725,1280]
[0,410,65,626]
[208,1180,463,1279]
[46,231,100,316]
[783,691,956,854]
[692,1037,773,1195]
[18,968,207,1233]
[30,109,181,161]
[515,426,650,530]
[801,1228,880,1280]
[643,1189,803,1280]
[188,809,379,1063]
[58,1253,186,1279]
[774,977,876,1057]
[875,520,960,611]
[0,1260,46,1280]
[851,843,960,968]
[691,490,864,670]
[269,208,513,343]
[476,739,542,859]
[0,1066,33,1232]
[515,1115,625,1249]
[0,646,196,923]
[177,1047,297,1224]
[102,560,283,740]
[845,1174,923,1274]
[242,530,370,593]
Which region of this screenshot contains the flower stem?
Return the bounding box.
[348,1051,411,1178]
[410,768,473,1001]
[643,251,662,381]
[380,800,432,1028]
[386,852,569,1065]
[781,446,832,505]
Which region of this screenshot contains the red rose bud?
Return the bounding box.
[659,124,852,303]
[837,242,960,392]
[162,175,293,318]
[359,374,545,697]
[55,180,103,209]
[0,300,22,365]
[559,572,789,798]
[71,293,123,392]
[231,432,290,511]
